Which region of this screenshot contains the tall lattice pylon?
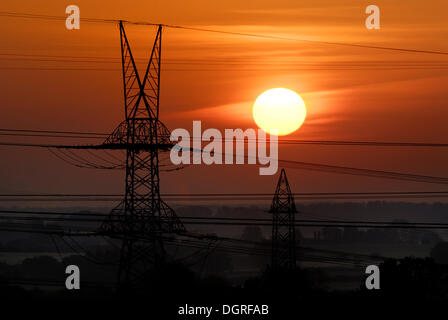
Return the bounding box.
[270,168,297,271]
[100,21,185,289]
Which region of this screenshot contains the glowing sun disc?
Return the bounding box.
[252,88,307,136]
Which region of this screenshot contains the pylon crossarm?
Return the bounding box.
[102,119,173,150]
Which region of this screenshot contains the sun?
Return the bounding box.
[252,88,307,136]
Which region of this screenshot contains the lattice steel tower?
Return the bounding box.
[270,168,297,270]
[100,21,185,289]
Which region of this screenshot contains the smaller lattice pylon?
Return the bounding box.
[269,168,297,271]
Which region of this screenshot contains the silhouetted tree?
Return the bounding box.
[431,242,448,265]
[380,257,448,300]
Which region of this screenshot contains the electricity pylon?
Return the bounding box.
[100,21,185,289]
[270,168,297,271]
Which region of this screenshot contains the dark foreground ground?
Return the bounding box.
[1,258,447,319]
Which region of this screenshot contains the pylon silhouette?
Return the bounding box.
[270,168,297,271]
[100,21,185,289]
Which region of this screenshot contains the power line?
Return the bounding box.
[0,218,423,268]
[2,210,448,229]
[168,24,448,56]
[277,159,448,185]
[3,137,448,148]
[0,195,446,201]
[0,11,121,24]
[2,140,448,185]
[0,191,448,196]
[2,127,448,147]
[1,11,447,56]
[2,67,448,72]
[2,128,448,148]
[0,191,447,202]
[0,219,407,267]
[2,141,448,185]
[0,128,107,136]
[3,56,448,67]
[0,225,383,268]
[2,53,448,66]
[0,132,104,139]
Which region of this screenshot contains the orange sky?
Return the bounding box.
[0,0,447,197]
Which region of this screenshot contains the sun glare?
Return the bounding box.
[252,88,307,136]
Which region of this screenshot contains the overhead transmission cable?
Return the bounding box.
[0,11,447,56]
